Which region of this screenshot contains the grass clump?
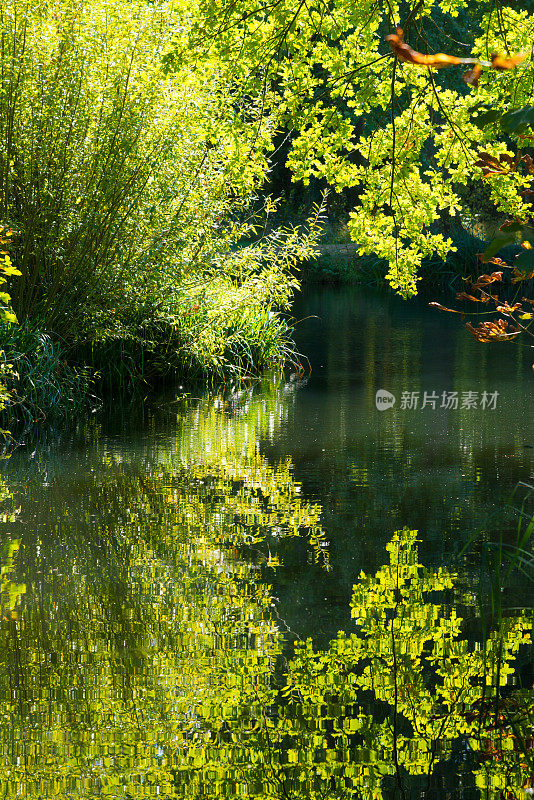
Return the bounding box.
[77,275,304,391]
[0,324,92,427]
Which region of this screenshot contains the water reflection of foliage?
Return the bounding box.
[165,530,533,800]
[0,389,327,798]
[0,388,532,797]
[0,540,24,621]
[0,480,24,622]
[279,531,532,800]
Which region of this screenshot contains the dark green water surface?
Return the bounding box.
[0,286,533,799]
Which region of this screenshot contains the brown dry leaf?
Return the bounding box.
[491,52,525,70]
[474,153,512,176]
[385,31,524,75]
[512,268,534,283]
[498,153,517,169]
[522,297,534,305]
[489,257,511,269]
[428,301,464,313]
[386,28,464,66]
[496,301,522,312]
[456,291,490,303]
[466,319,521,342]
[475,254,511,268]
[470,271,503,290]
[463,63,482,86]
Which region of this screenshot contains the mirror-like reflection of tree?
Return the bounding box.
[279,531,532,800]
[0,389,327,798]
[0,390,532,799]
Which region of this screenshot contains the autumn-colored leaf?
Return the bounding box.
[491,52,525,71]
[475,153,502,168]
[463,64,482,87]
[456,291,490,303]
[512,268,534,283]
[466,319,520,342]
[474,152,513,176]
[500,153,517,169]
[476,255,511,269]
[470,271,503,290]
[428,301,464,314]
[495,301,522,313]
[522,297,534,305]
[385,30,524,75]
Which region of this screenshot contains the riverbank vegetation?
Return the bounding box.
[0,0,320,425]
[1,0,534,425]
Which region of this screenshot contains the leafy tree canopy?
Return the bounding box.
[175,0,534,296]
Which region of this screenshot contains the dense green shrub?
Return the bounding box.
[0,0,261,332]
[0,0,319,413]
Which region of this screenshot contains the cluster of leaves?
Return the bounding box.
[180,0,534,296]
[0,227,20,423]
[0,228,18,327]
[430,103,534,354]
[431,263,534,347]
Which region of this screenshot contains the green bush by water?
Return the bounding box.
[0,0,320,425]
[0,275,306,424]
[77,283,302,392]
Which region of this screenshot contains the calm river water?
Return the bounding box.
[0,286,533,799]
